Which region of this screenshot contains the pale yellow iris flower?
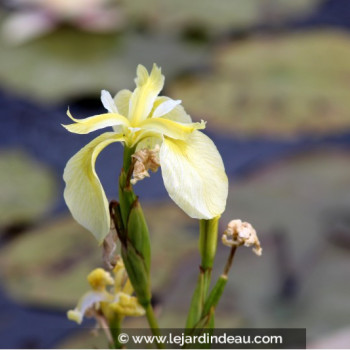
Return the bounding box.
[63,64,228,242]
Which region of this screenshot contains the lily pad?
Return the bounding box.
[0,21,207,103]
[123,0,322,37]
[0,149,57,228]
[0,201,198,308]
[0,216,101,307]
[169,31,350,137]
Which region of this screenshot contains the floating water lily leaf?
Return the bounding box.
[0,217,101,307]
[0,202,198,308]
[0,23,206,103]
[124,0,322,36]
[169,31,350,137]
[0,149,57,228]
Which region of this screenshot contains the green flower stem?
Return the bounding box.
[186,217,219,329]
[145,304,165,349]
[199,218,219,298]
[109,314,123,349]
[116,145,162,343]
[199,218,219,270]
[193,245,238,330]
[119,145,137,226]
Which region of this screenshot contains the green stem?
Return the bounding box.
[117,145,163,345]
[145,303,160,331]
[193,245,238,330]
[185,217,219,329]
[145,304,165,348]
[199,219,219,270]
[119,145,137,226]
[109,315,123,349]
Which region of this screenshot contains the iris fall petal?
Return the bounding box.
[63,132,124,242]
[159,131,228,219]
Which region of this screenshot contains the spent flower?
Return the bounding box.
[67,259,144,325]
[222,219,262,256]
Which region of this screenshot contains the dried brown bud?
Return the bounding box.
[131,145,160,185]
[222,219,262,256]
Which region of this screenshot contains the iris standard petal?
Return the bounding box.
[152,98,182,118]
[63,109,130,134]
[139,118,205,140]
[63,132,124,243]
[114,89,132,117]
[129,64,164,124]
[101,90,118,113]
[152,96,192,123]
[159,131,228,219]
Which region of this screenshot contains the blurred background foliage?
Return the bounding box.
[0,0,350,348]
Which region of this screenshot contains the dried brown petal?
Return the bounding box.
[222,219,262,256]
[131,145,160,185]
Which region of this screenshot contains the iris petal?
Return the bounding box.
[159,131,228,219]
[152,99,182,118]
[67,291,109,324]
[139,118,205,140]
[101,90,118,113]
[63,132,124,242]
[114,89,132,118]
[152,97,192,123]
[129,64,164,124]
[63,109,130,134]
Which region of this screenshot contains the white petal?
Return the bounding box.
[67,291,108,324]
[63,132,124,243]
[152,99,182,118]
[101,90,118,113]
[152,96,192,123]
[160,131,228,219]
